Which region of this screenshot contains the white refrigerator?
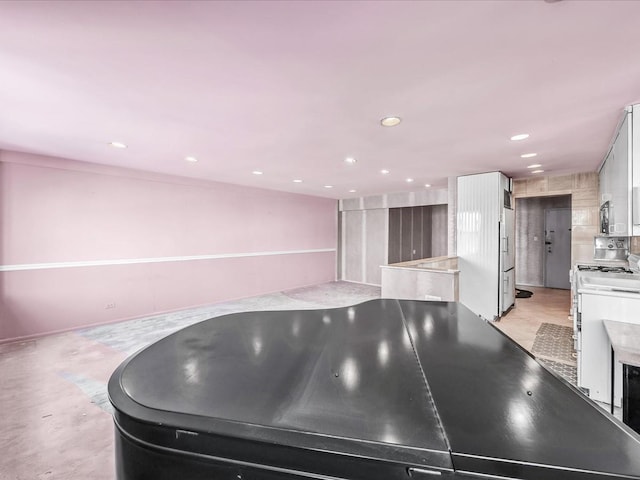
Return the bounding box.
[457,172,515,321]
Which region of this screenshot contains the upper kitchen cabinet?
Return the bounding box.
[599,107,633,235]
[599,148,613,233]
[634,104,640,236]
[612,111,630,232]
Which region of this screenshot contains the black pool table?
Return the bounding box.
[108,299,640,479]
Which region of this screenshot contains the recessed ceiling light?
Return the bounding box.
[252,170,263,175]
[324,185,333,189]
[349,189,357,193]
[380,116,402,127]
[381,169,390,175]
[510,133,529,141]
[424,184,431,188]
[109,141,127,149]
[527,164,542,169]
[185,156,198,162]
[344,157,357,164]
[531,169,545,174]
[406,178,414,183]
[293,179,302,183]
[521,153,537,158]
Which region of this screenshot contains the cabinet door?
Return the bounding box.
[600,149,612,204]
[611,114,630,234]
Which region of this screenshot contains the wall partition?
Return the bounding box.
[339,189,448,286]
[0,150,337,342]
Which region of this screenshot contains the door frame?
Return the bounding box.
[514,194,572,288]
[543,207,572,289]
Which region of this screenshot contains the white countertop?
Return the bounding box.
[603,320,640,367]
[576,270,640,297]
[382,256,459,273]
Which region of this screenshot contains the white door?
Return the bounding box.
[544,208,571,289]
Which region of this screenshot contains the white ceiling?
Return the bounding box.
[1,0,640,199]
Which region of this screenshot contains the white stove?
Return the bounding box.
[572,261,640,405]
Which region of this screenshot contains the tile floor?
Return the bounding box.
[494,286,573,353]
[494,286,579,385]
[0,282,596,480]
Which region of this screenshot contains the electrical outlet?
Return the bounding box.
[105,303,116,309]
[424,294,442,301]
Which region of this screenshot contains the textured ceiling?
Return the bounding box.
[1,0,640,199]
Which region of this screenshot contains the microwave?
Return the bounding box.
[504,189,512,209]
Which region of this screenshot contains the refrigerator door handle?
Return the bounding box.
[502,236,509,253]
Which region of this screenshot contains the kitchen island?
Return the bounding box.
[380,256,459,301]
[109,299,640,480]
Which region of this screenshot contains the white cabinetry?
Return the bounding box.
[634,105,640,235]
[578,290,640,405]
[599,110,632,235]
[598,105,640,236]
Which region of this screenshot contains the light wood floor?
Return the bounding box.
[494,286,572,352]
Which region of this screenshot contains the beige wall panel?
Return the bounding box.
[340,198,361,211]
[364,209,388,285]
[363,195,385,210]
[548,175,574,192]
[431,205,448,257]
[526,177,548,195]
[571,188,599,208]
[514,172,600,267]
[447,176,457,256]
[572,225,599,244]
[413,188,449,206]
[572,207,599,227]
[340,188,447,211]
[573,243,595,264]
[513,179,526,197]
[343,210,364,282]
[574,172,599,190]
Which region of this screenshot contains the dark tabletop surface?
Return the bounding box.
[403,301,640,478]
[117,299,449,455]
[112,299,640,479]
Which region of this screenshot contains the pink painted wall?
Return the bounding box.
[0,150,337,341]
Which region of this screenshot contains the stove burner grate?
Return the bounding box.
[576,265,634,274]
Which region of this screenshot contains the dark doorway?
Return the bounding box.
[515,195,571,289]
